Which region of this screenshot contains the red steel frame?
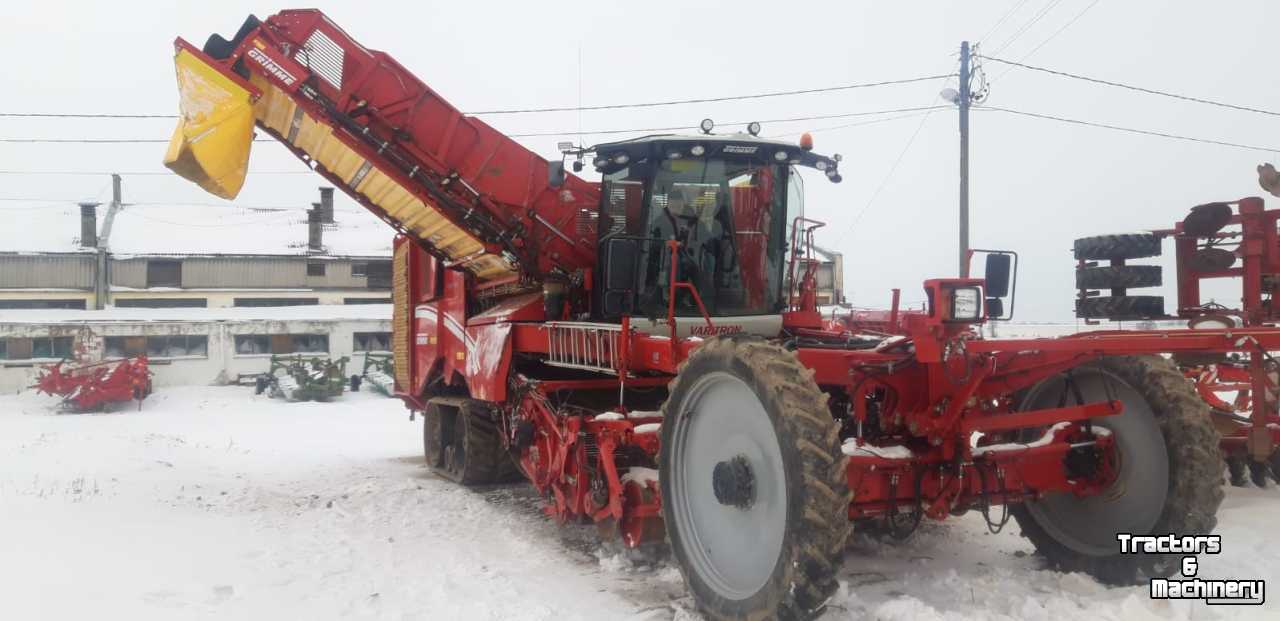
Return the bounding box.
[174,9,1280,549]
[33,356,152,412]
[1154,196,1280,461]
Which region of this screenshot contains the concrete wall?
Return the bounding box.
[0,317,391,393]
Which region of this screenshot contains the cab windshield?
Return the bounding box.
[601,157,789,317]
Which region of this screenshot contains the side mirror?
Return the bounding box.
[548,161,566,189]
[985,297,1004,318]
[972,249,1017,320]
[601,237,639,316]
[984,253,1012,297]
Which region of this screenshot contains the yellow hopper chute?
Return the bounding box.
[163,45,257,200]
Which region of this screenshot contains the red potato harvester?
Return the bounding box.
[162,10,1261,619]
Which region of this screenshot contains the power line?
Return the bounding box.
[0,169,314,176]
[845,65,960,236]
[0,112,175,119]
[980,55,1280,118]
[0,74,955,121]
[1005,0,1101,66]
[468,75,955,114]
[980,105,1280,153]
[0,105,957,143]
[979,0,1035,44]
[990,0,1066,55]
[768,110,940,139]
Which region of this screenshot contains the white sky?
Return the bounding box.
[2,0,1277,321]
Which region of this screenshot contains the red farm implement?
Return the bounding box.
[162,10,1262,619]
[33,356,152,412]
[1072,190,1280,487]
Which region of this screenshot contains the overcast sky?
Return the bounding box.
[2,0,1277,321]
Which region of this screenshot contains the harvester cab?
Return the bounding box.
[573,127,843,335]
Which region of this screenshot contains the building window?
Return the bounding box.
[146,260,183,288]
[351,262,368,277]
[114,298,208,308]
[233,334,329,356]
[0,339,6,360]
[365,260,392,288]
[233,297,320,307]
[0,299,88,310]
[344,297,392,305]
[353,332,391,352]
[292,334,328,353]
[307,262,326,277]
[22,336,74,360]
[104,335,207,359]
[234,335,271,355]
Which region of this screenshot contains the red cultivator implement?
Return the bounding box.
[33,356,153,412]
[1074,193,1280,487]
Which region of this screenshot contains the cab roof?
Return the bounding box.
[589,132,842,181]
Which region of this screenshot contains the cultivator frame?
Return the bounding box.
[33,356,152,412]
[164,10,1266,619]
[1073,194,1280,480]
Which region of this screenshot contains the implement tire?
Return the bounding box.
[1076,295,1164,319]
[1073,234,1161,261]
[1075,265,1162,290]
[660,337,850,621]
[1011,356,1223,584]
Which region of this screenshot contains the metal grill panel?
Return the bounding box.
[543,322,623,374]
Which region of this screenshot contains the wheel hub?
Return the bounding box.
[712,455,756,509]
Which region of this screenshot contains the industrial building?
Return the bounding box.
[0,304,392,393]
[0,181,392,310]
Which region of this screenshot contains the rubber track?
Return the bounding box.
[427,400,512,486]
[661,336,851,621]
[1011,356,1224,584]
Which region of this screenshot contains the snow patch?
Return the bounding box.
[972,422,1072,457]
[621,467,659,486]
[843,441,914,459]
[632,423,661,434]
[626,409,663,419]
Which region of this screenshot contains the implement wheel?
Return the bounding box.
[1012,356,1223,584]
[1073,234,1161,261]
[660,337,850,621]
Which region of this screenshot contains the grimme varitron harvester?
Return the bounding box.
[164,10,1273,619]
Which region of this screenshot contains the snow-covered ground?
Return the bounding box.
[1,387,1275,620]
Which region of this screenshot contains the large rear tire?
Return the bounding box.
[1011,356,1223,584]
[660,337,850,621]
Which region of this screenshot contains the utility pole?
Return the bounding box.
[93,174,122,309]
[958,40,971,278]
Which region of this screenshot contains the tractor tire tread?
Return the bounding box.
[660,336,850,621]
[1076,295,1165,319]
[1076,265,1162,290]
[1011,355,1223,584]
[1073,234,1162,261]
